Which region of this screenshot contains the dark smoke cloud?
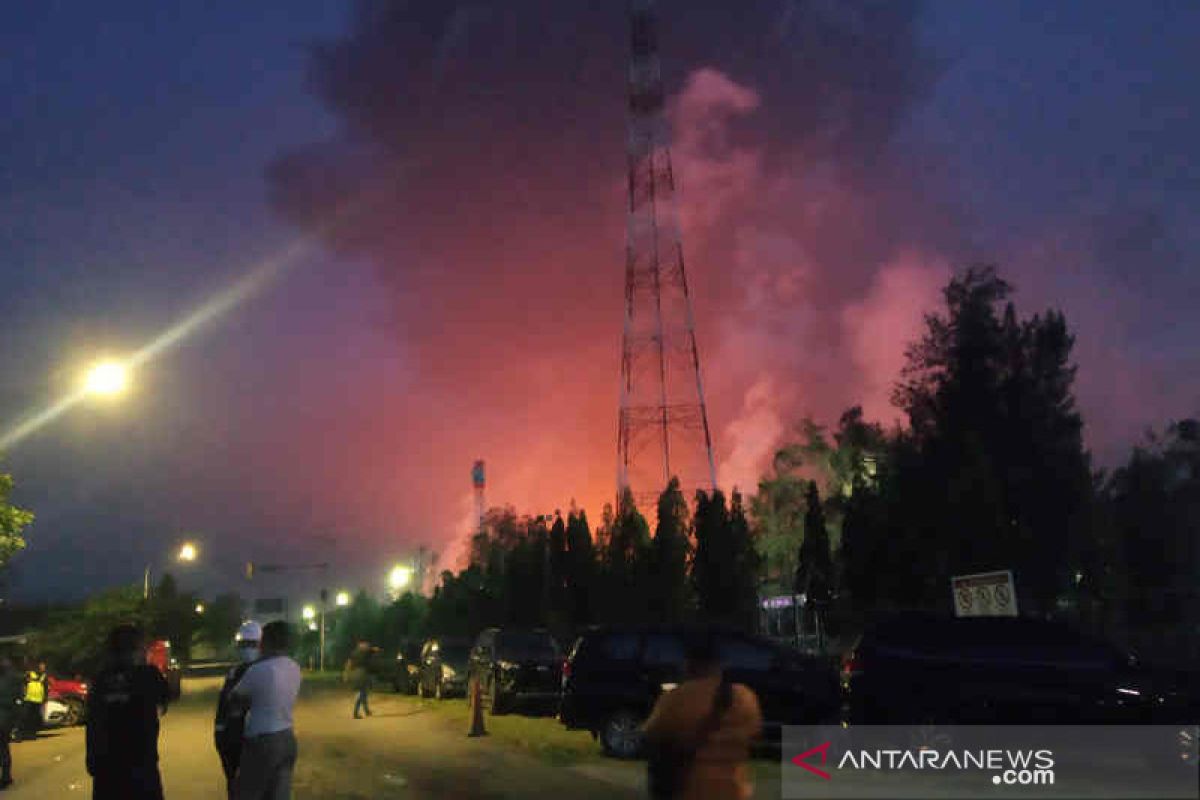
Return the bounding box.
[264,0,1194,543]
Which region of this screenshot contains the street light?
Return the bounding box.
[144,540,201,600]
[195,603,205,614]
[301,605,316,621]
[83,360,130,398]
[388,564,413,593]
[335,591,351,607]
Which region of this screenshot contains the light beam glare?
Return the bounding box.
[0,392,89,452]
[0,238,316,453]
[129,238,312,369]
[0,189,369,453]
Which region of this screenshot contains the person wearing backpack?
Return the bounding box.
[642,632,763,800]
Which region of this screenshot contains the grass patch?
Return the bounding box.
[415,697,603,766]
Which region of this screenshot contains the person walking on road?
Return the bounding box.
[85,624,171,800]
[19,661,46,741]
[344,640,373,719]
[642,632,763,800]
[231,620,301,800]
[0,658,23,789]
[215,621,262,798]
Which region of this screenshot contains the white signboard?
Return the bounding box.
[951,570,1017,617]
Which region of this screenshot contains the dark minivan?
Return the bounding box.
[843,612,1198,727]
[469,628,562,715]
[559,625,841,757]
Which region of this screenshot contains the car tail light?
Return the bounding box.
[842,650,862,678]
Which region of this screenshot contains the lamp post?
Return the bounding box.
[144,540,200,600]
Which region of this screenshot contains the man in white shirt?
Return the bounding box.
[231,621,302,800]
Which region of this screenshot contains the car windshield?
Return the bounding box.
[496,634,559,661]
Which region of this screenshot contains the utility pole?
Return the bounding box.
[617,0,717,512]
[319,588,328,672]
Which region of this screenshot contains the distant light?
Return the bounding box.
[301,604,316,621]
[388,564,413,591]
[194,603,205,614]
[84,361,130,397]
[335,591,351,607]
[177,542,198,562]
[308,621,318,632]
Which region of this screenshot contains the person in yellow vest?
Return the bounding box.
[20,661,47,740]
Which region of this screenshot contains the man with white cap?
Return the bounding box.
[214,621,261,798]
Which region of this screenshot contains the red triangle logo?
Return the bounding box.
[791,741,832,780]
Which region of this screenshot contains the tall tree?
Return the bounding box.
[727,490,762,631]
[197,592,244,653]
[565,510,596,628]
[892,266,1092,612]
[0,471,33,569]
[693,489,735,624]
[649,478,691,622]
[796,482,832,604]
[1107,419,1200,628]
[605,489,651,623]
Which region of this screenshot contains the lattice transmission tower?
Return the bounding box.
[617,0,717,511]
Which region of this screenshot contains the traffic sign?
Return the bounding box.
[951,570,1018,617]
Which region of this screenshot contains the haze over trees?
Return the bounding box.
[10,266,1198,666]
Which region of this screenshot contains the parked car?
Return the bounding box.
[469,628,562,715]
[843,612,1199,726]
[384,641,422,694]
[842,612,1200,764]
[47,675,88,726]
[559,625,841,758]
[145,639,182,700]
[417,637,471,700]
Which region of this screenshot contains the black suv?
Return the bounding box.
[417,637,471,700]
[843,612,1199,727]
[559,626,841,758]
[469,628,562,715]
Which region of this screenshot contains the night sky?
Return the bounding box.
[2,1,1196,603]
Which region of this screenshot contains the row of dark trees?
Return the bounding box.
[422,479,760,643]
[28,575,244,674]
[418,266,1198,659]
[753,267,1198,658]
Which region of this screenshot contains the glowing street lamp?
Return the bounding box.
[83,360,130,398]
[301,605,316,621]
[335,591,351,607]
[195,603,205,614]
[144,540,200,600]
[388,564,413,593]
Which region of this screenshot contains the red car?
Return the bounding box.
[146,639,182,700]
[47,675,88,726]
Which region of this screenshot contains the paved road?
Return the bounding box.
[3,677,661,799]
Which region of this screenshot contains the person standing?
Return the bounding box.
[231,621,301,800]
[343,640,372,719]
[642,633,763,800]
[85,624,170,800]
[215,621,262,798]
[0,658,23,789]
[19,661,46,741]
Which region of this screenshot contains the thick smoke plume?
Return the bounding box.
[267,0,1195,536]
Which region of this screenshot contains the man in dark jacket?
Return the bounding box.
[86,624,170,800]
[0,658,23,789]
[214,621,261,798]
